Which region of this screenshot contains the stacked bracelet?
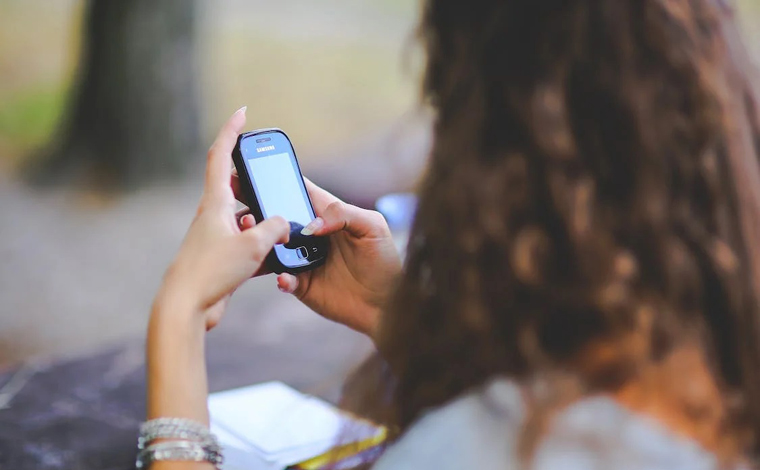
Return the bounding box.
[138,418,221,450]
[136,418,223,469]
[137,441,223,469]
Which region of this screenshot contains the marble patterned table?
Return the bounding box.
[0,320,370,470]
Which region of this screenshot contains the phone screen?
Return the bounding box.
[246,152,312,225]
[240,131,315,268]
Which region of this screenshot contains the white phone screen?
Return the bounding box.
[246,152,312,226]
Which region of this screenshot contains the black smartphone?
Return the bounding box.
[232,128,329,274]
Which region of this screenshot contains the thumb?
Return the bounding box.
[302,201,387,239]
[238,216,290,263]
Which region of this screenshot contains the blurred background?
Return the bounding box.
[0,0,758,368]
[0,0,427,368]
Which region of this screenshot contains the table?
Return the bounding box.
[0,320,370,470]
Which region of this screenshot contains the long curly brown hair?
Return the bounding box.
[347,0,760,466]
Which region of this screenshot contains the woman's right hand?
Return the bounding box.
[233,176,402,338]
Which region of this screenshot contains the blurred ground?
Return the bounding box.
[0,0,419,365]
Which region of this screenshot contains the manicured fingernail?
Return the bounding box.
[236,106,247,115]
[278,284,287,293]
[301,217,324,236]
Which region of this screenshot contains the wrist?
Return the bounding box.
[357,305,383,341]
[154,264,205,313]
[151,287,206,330]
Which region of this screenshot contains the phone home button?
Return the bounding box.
[296,247,309,259]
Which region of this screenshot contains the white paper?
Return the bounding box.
[209,382,383,469]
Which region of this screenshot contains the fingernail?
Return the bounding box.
[277,284,287,293]
[236,105,247,115]
[301,217,324,236]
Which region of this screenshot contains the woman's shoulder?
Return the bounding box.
[372,378,721,470]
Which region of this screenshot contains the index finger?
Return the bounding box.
[205,107,247,201]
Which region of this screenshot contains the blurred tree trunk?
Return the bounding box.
[32,0,201,189]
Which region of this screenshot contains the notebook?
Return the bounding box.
[208,381,386,470]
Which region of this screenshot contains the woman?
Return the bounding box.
[144,0,760,468]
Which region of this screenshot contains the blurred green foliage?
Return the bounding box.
[0,87,67,164]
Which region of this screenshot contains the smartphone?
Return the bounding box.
[232,128,329,274]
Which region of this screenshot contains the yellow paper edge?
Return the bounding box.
[292,427,388,470]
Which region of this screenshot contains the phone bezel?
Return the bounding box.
[232,128,328,274]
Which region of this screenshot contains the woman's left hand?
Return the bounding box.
[156,106,290,330]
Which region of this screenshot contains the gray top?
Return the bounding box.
[373,378,727,470]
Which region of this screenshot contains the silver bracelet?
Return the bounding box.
[138,417,219,450]
[136,440,223,469]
